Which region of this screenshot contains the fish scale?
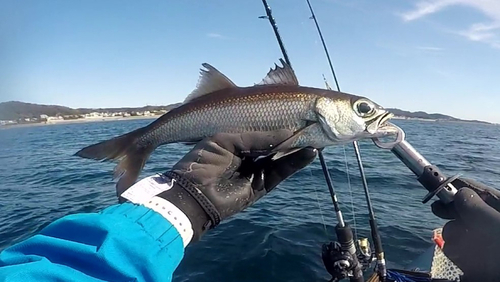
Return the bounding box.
[142,92,317,148]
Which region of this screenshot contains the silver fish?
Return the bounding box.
[76,59,397,193]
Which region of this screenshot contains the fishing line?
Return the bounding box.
[304,0,359,242]
[259,0,346,229]
[309,166,329,236]
[342,146,358,243]
[260,2,364,280]
[260,1,329,236]
[305,0,387,279]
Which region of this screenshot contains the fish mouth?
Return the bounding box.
[366,111,394,135]
[378,112,394,127]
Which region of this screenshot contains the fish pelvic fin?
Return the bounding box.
[270,122,318,160]
[74,127,154,196]
[271,148,303,161]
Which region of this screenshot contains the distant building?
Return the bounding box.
[85,112,103,118]
[62,115,79,120]
[40,114,49,120]
[47,116,64,121]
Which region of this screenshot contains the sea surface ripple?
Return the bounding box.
[0,119,499,281]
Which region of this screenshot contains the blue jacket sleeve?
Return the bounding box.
[0,203,185,282]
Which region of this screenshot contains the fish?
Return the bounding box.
[75,59,397,194]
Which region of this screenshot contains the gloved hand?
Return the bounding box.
[156,130,317,241]
[431,178,500,282]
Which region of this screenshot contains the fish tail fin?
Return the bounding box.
[75,127,155,195]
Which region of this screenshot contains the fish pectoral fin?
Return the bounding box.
[184,63,238,103]
[270,122,318,160]
[257,58,299,86]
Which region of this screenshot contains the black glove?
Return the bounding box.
[157,130,317,241]
[431,178,500,282]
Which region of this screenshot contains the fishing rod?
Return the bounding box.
[259,0,348,231]
[259,1,462,281]
[304,0,387,280]
[304,2,465,281]
[260,1,363,281]
[258,1,291,69]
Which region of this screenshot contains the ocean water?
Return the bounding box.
[0,119,499,281]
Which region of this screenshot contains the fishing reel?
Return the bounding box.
[322,224,364,282]
[322,241,359,281]
[356,237,375,269]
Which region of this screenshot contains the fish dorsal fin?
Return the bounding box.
[184,63,237,103]
[257,59,299,86]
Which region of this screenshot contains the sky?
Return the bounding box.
[1,0,499,123]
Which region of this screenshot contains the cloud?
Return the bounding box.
[206,33,227,39]
[459,22,500,41]
[400,0,456,22]
[400,0,500,49]
[416,46,444,51]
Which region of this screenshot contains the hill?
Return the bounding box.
[386,108,491,125]
[387,108,455,120]
[0,101,77,120]
[0,101,491,125]
[0,101,181,121]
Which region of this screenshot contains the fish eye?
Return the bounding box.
[355,101,375,116]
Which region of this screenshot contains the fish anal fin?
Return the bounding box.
[184,63,237,103]
[257,58,299,86]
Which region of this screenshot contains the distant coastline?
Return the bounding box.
[392,116,435,122]
[387,108,493,125]
[0,101,180,129]
[1,111,495,131]
[0,101,496,128]
[0,115,156,130]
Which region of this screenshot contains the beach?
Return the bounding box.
[0,115,157,130]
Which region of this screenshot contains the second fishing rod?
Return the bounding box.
[305,0,386,280]
[260,1,364,281]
